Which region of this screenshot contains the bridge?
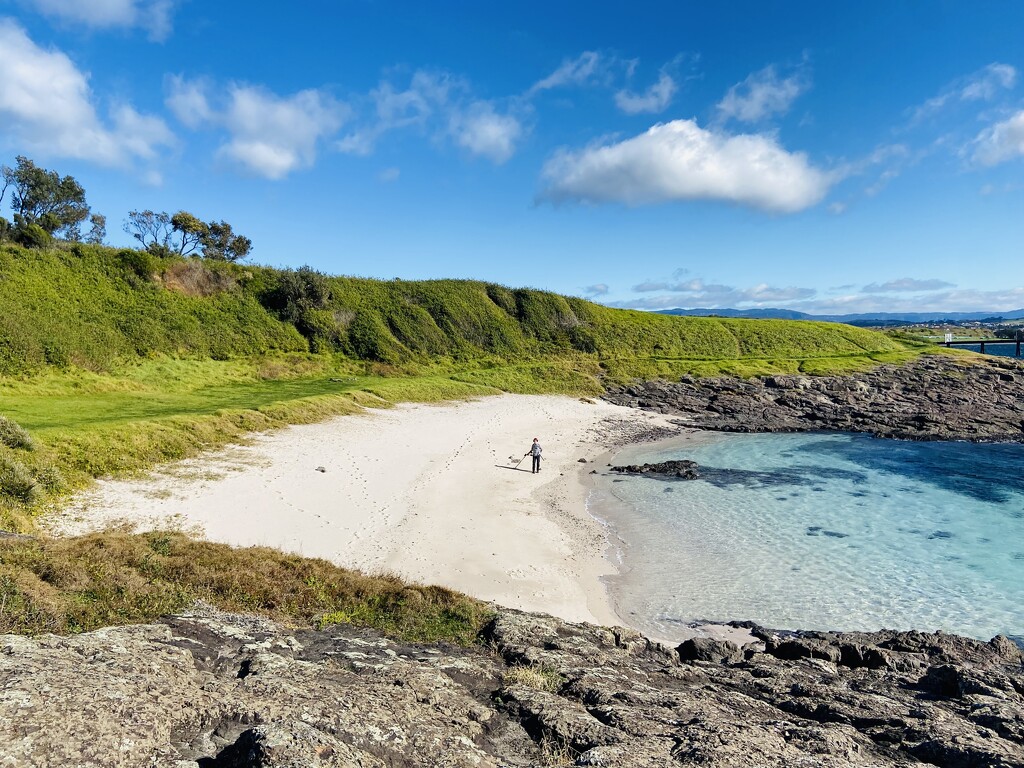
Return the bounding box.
[941,338,1022,356]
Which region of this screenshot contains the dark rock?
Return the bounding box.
[610,459,700,480]
[677,637,743,664]
[602,356,1024,442]
[578,458,588,463]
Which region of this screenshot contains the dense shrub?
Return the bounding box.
[0,455,40,504]
[12,222,52,249]
[117,248,159,281]
[0,417,33,451]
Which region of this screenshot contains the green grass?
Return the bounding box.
[0,531,490,643]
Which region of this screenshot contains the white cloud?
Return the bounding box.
[24,0,177,41]
[615,278,817,309]
[862,278,955,292]
[165,75,214,128]
[717,64,809,123]
[539,119,834,213]
[167,77,348,179]
[449,102,523,164]
[378,167,400,183]
[912,63,1017,121]
[790,288,1024,315]
[0,20,174,166]
[339,70,523,164]
[338,71,456,156]
[615,71,676,114]
[583,283,609,297]
[528,52,602,95]
[971,110,1024,166]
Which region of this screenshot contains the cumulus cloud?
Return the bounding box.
[862,278,956,293]
[24,0,178,41]
[528,52,602,95]
[971,110,1024,166]
[717,64,809,123]
[166,76,348,179]
[615,71,676,114]
[0,20,174,166]
[912,63,1017,122]
[616,278,816,309]
[449,101,523,164]
[539,119,834,213]
[583,283,609,297]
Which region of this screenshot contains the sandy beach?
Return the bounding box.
[52,394,679,628]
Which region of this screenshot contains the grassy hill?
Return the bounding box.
[0,241,927,533]
[1,241,911,377]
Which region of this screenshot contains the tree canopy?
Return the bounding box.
[0,156,90,240]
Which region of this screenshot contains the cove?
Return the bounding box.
[593,432,1024,644]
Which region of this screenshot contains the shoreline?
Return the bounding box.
[50,394,680,631]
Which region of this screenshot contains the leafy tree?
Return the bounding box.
[201,220,252,262]
[0,156,90,239]
[85,214,107,245]
[124,210,173,255]
[170,211,208,256]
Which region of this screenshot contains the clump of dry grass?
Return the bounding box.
[501,662,564,693]
[0,531,491,643]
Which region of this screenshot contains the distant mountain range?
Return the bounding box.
[654,308,1024,326]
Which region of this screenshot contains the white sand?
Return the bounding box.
[52,395,676,628]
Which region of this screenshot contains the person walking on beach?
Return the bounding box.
[526,437,543,474]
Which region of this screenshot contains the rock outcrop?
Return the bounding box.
[610,459,700,479]
[603,355,1024,442]
[2,605,1022,767]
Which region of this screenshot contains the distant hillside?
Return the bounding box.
[656,307,1024,325]
[0,243,913,380]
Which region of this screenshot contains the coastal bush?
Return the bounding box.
[0,416,34,451]
[0,532,491,643]
[0,455,40,504]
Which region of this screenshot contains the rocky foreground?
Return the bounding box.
[604,355,1024,441]
[2,606,1022,767]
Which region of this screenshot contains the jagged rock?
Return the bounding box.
[603,356,1024,442]
[1,607,1022,766]
[677,637,743,664]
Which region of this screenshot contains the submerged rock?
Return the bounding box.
[1,606,1021,766]
[610,459,700,479]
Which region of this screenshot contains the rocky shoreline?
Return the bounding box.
[2,606,1021,767]
[603,354,1024,442]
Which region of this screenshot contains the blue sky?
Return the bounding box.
[0,1,1022,314]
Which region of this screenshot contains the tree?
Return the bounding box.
[201,220,252,262]
[123,210,173,254]
[169,211,208,256]
[85,214,107,245]
[0,156,89,239]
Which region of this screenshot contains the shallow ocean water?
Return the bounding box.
[594,432,1024,642]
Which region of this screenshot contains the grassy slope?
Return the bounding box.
[0,242,932,640]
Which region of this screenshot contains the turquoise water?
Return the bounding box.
[594,432,1024,642]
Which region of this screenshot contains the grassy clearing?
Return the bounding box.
[0,531,491,643]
